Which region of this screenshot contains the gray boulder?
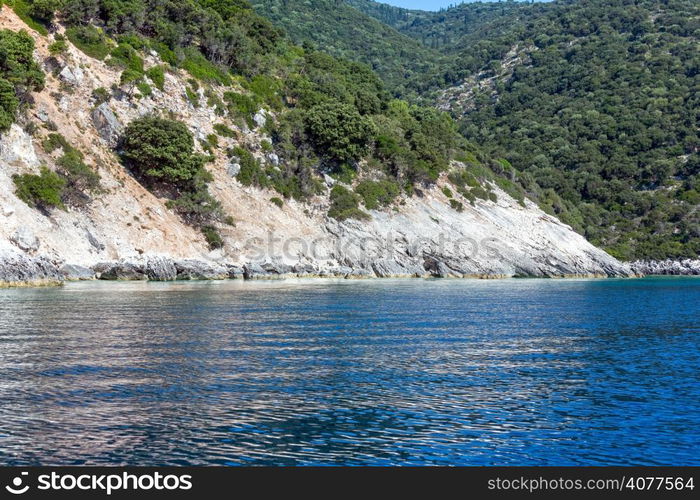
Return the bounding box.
[92,103,122,147]
[59,264,95,281]
[253,109,266,128]
[243,262,268,280]
[227,265,245,279]
[227,162,241,177]
[174,260,228,280]
[59,65,84,86]
[145,256,177,281]
[94,261,147,280]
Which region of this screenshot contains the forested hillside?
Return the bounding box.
[2,0,698,261]
[432,0,700,260]
[251,0,443,94]
[267,0,700,260]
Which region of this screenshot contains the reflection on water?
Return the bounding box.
[0,278,698,465]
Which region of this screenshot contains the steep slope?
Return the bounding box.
[0,5,631,286]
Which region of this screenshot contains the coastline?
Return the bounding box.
[0,254,644,288]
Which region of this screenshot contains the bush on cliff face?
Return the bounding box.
[13,167,66,210]
[0,29,45,131]
[327,185,369,221]
[119,116,206,187]
[354,179,400,210]
[119,116,225,248]
[304,101,376,163]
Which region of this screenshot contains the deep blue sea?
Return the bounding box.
[0,277,698,466]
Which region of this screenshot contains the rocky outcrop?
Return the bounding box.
[59,263,95,280]
[174,260,228,280]
[0,250,62,287]
[630,260,700,276]
[94,261,147,280]
[145,256,177,281]
[91,103,123,147]
[10,226,40,253]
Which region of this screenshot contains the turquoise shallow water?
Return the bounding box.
[0,277,698,465]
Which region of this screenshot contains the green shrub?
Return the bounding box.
[304,101,376,162]
[65,26,110,60]
[232,146,267,188]
[495,177,526,207]
[354,179,400,210]
[92,87,110,105]
[449,199,464,212]
[56,150,100,191]
[181,49,231,85]
[206,134,218,148]
[165,171,223,225]
[42,132,70,153]
[13,167,65,209]
[48,35,68,56]
[0,30,44,131]
[242,74,282,110]
[328,185,369,221]
[119,116,205,187]
[6,0,49,35]
[137,82,152,97]
[202,225,223,249]
[0,78,19,131]
[270,196,283,208]
[213,123,236,138]
[145,65,165,90]
[442,186,453,198]
[108,43,144,73]
[329,163,356,184]
[185,86,199,107]
[55,149,100,205]
[224,91,258,117]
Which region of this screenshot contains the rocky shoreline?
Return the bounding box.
[629,259,700,276]
[1,251,635,288]
[9,255,699,289]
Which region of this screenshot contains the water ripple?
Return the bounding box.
[0,278,698,465]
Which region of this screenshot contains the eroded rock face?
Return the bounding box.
[0,124,39,168]
[59,65,84,86]
[91,103,122,147]
[10,227,40,253]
